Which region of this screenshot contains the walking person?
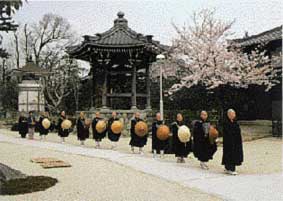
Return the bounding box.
[171,113,192,163]
[107,111,121,149]
[193,111,217,170]
[57,111,69,143]
[152,112,168,158]
[18,112,28,138]
[38,112,50,140]
[92,112,106,148]
[27,111,36,140]
[77,112,89,145]
[222,109,244,175]
[129,112,148,154]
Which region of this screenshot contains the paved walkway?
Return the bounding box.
[0,134,282,201]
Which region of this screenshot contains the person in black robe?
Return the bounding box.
[77,112,89,145]
[152,112,168,158]
[92,112,106,148]
[222,109,243,175]
[38,112,50,140]
[193,111,217,170]
[57,111,69,143]
[27,111,36,140]
[129,112,148,154]
[107,111,121,149]
[18,112,28,138]
[171,113,192,163]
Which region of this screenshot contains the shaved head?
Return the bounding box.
[95,112,100,118]
[177,113,183,122]
[156,112,161,121]
[135,112,140,118]
[112,111,117,117]
[227,109,236,121]
[200,110,208,121]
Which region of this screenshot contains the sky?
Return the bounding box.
[8,0,283,46]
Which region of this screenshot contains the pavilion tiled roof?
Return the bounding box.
[233,26,282,47]
[67,11,168,57]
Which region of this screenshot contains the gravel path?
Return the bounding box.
[0,141,220,201]
[0,132,282,201]
[1,129,282,174]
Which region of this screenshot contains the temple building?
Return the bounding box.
[67,12,167,114]
[233,26,282,136]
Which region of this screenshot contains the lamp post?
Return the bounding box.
[156,54,165,121]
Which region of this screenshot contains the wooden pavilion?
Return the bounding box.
[67,12,167,112]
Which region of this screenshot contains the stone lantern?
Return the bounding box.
[14,57,49,112]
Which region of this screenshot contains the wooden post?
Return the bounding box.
[91,64,96,109]
[131,64,137,109]
[102,65,108,108]
[146,64,151,109]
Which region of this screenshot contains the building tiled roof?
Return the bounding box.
[67,12,168,58]
[233,26,282,47]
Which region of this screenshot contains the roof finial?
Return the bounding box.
[117,11,124,18]
[114,11,128,27]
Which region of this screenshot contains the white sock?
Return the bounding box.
[160,150,164,158]
[153,150,157,157]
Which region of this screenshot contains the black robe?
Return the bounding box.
[222,120,244,166]
[77,118,89,141]
[193,120,217,162]
[129,118,147,147]
[18,116,28,137]
[152,120,168,152]
[57,116,69,137]
[171,121,192,157]
[38,116,49,135]
[107,117,121,142]
[92,117,106,141]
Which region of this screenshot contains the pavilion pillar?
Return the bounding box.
[146,64,151,109]
[91,64,96,109]
[131,64,137,109]
[102,66,108,109]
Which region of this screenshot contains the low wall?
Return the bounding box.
[238,120,272,139]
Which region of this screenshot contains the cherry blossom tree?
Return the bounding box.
[152,9,279,96]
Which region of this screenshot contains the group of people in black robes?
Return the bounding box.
[76,111,149,152]
[18,111,52,140]
[75,111,123,149]
[150,109,243,175]
[18,108,243,175]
